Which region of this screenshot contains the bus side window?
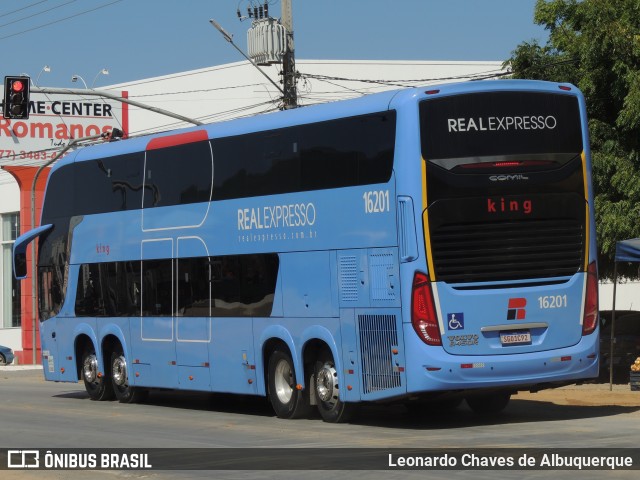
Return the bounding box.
[177,257,211,317]
[141,260,173,316]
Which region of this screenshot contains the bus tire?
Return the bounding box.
[81,347,114,401]
[313,350,354,423]
[466,392,511,415]
[267,349,311,419]
[110,347,147,404]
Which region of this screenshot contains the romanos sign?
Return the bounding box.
[0,92,128,164]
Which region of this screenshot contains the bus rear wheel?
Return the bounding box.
[81,348,114,401]
[267,349,311,419]
[110,348,147,404]
[313,350,354,423]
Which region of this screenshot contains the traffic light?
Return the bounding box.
[3,76,31,119]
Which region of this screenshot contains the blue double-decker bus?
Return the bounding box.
[14,80,599,422]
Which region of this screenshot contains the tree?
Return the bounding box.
[504,0,640,279]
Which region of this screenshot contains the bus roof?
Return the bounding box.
[53,79,580,172]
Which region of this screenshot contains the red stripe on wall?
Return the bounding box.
[121,90,129,138]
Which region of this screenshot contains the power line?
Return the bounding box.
[128,99,278,136]
[101,61,280,92]
[0,0,77,29]
[506,56,580,78]
[0,0,49,19]
[0,0,123,41]
[129,83,266,99]
[300,68,510,89]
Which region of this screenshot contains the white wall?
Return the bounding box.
[0,170,19,213]
[0,170,20,353]
[600,281,640,311]
[0,328,21,360]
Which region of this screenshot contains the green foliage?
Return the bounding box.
[505,0,640,279]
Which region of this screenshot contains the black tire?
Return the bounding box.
[81,347,114,401]
[0,353,6,366]
[313,350,355,423]
[466,392,511,415]
[267,349,311,419]
[110,347,147,404]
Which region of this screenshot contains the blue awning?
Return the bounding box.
[615,238,640,263]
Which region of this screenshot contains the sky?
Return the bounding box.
[0,0,549,88]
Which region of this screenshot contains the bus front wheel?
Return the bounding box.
[110,347,147,404]
[81,348,114,401]
[313,350,354,423]
[267,349,311,419]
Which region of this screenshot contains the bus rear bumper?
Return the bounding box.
[405,334,599,394]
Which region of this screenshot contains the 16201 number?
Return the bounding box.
[363,190,390,214]
[538,295,568,309]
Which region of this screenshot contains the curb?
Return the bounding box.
[0,365,42,371]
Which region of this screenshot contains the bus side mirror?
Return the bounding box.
[12,223,54,280]
[14,251,27,279]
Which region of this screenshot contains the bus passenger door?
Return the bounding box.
[176,237,211,389]
[40,318,61,382]
[137,239,178,388]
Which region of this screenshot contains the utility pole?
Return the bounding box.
[281,0,297,109]
[229,0,298,109]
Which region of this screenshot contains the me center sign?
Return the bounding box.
[0,91,128,164]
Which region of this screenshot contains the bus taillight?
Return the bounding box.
[411,272,442,346]
[582,261,598,335]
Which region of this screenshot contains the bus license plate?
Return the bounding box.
[500,331,531,345]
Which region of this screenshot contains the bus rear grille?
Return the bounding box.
[430,219,584,284]
[358,314,401,394]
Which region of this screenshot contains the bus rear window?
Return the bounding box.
[420,91,583,164]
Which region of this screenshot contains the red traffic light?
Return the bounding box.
[11,80,25,92]
[3,75,31,119]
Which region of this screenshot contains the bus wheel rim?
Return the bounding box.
[112,355,128,387]
[83,354,98,383]
[274,358,294,404]
[316,363,338,405]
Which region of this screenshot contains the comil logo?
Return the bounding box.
[507,298,527,320]
[489,174,529,182]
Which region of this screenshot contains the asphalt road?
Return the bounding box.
[1,366,639,480]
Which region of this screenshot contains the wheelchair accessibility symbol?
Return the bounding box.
[447,313,464,331]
